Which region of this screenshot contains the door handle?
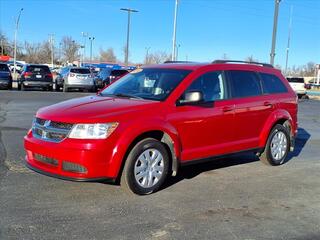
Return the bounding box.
[222,106,234,112]
[264,101,273,107]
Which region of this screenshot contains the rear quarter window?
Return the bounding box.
[287,77,304,83]
[260,73,288,94]
[228,70,262,98]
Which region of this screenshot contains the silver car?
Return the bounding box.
[60,67,95,92]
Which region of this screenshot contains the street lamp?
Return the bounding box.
[13,7,23,83]
[175,43,180,61]
[89,36,95,64]
[120,8,138,66]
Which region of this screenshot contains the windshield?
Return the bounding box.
[100,68,191,101]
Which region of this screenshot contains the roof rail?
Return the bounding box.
[212,60,274,68]
[163,60,196,64]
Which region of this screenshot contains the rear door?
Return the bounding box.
[227,70,273,150]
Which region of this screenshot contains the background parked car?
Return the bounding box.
[94,68,129,89]
[18,64,53,91]
[0,63,13,90]
[286,77,308,98]
[60,67,95,92]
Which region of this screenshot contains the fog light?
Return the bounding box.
[62,161,87,173]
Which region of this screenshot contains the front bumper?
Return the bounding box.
[24,131,118,180]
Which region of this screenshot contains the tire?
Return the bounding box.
[121,138,170,195]
[260,124,290,166]
[63,85,68,92]
[48,86,53,91]
[301,94,309,100]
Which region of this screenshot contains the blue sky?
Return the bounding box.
[0,0,319,67]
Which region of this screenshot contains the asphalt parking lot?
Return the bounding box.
[0,91,320,240]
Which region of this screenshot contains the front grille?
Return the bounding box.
[32,118,73,142]
[34,153,58,166]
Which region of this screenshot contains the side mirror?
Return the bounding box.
[177,91,204,106]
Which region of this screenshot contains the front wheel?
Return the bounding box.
[260,124,290,166]
[121,138,170,195]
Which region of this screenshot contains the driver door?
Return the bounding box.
[168,71,236,162]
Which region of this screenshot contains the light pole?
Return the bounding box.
[13,7,23,82]
[285,6,293,74]
[175,43,180,61]
[49,33,55,68]
[89,36,95,64]
[145,47,151,64]
[120,8,138,66]
[172,0,179,61]
[270,0,281,65]
[81,32,88,65]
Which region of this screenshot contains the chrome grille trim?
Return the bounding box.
[32,118,73,143]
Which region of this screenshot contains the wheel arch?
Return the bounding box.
[113,125,182,181]
[259,109,294,148]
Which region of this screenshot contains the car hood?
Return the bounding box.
[37,95,161,123]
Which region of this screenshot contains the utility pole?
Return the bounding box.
[285,6,293,74]
[89,36,95,64]
[120,8,138,66]
[172,0,179,61]
[48,33,55,68]
[270,0,281,65]
[13,7,23,82]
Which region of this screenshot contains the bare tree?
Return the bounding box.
[61,36,79,63]
[99,48,117,62]
[245,55,258,62]
[24,41,41,63]
[147,51,171,64]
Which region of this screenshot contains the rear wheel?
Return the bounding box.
[121,138,170,195]
[260,124,290,166]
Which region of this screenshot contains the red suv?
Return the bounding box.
[24,60,298,195]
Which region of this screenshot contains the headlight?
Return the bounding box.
[68,123,118,139]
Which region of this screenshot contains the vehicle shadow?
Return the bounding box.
[286,127,310,160]
[163,127,310,191]
[162,153,260,191]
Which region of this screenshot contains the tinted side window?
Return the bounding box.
[184,71,226,102]
[260,73,288,94]
[228,70,262,98]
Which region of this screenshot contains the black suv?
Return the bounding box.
[94,68,129,89]
[0,63,12,90]
[19,64,53,91]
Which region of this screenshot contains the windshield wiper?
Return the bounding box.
[113,93,143,99]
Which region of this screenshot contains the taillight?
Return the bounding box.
[46,73,53,78]
[24,72,32,77]
[69,73,75,77]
